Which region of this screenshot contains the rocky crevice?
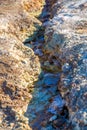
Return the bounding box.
[0,0,87,130]
[24,0,70,130]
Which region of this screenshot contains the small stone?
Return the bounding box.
[48,95,65,114]
[49,115,57,122]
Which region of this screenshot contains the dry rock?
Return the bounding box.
[44,0,87,129]
[0,0,44,129]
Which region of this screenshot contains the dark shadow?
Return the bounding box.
[3,106,15,124]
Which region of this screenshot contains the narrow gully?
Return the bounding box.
[24,0,69,129]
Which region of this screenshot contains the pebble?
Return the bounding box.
[49,115,57,122]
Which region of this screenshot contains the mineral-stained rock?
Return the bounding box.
[44,0,87,129]
[0,0,44,129]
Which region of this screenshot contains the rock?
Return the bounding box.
[44,0,87,129]
[34,49,43,56]
[49,115,57,122]
[71,109,87,129]
[43,59,61,72]
[0,0,44,129]
[48,95,65,114]
[42,73,60,87]
[0,0,44,42]
[59,74,73,91]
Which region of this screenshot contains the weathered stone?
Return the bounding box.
[44,0,87,129]
[0,0,44,129]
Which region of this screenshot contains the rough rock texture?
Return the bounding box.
[1,0,87,129]
[0,0,45,129]
[0,0,44,42]
[44,0,87,129]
